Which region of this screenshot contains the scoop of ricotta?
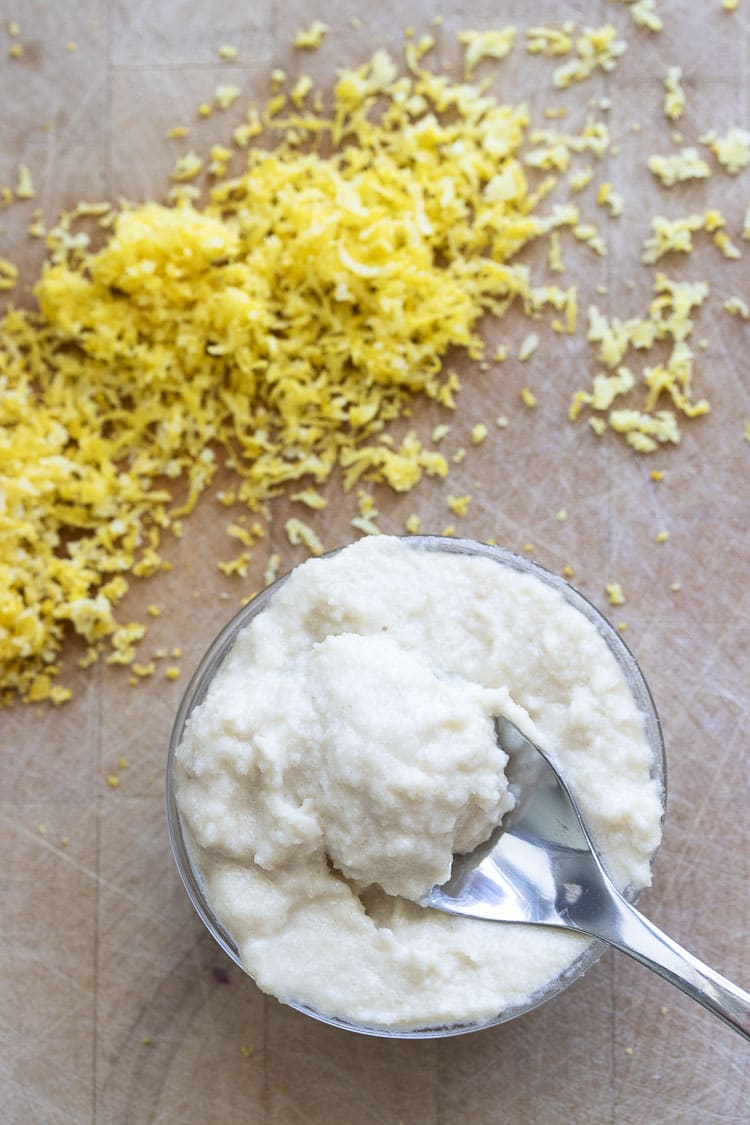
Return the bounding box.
[304,632,515,898]
[179,629,515,901]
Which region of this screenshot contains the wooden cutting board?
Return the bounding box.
[2,1,748,1121]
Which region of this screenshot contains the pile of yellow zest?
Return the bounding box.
[0,44,582,703]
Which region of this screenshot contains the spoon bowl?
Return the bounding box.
[422,716,750,1041]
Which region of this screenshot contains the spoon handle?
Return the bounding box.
[580,891,750,1042]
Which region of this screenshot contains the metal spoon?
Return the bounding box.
[421,716,750,1041]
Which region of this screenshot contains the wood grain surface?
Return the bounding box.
[1,2,749,1122]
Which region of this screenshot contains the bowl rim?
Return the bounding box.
[166,534,666,1039]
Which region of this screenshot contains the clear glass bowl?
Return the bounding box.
[166,535,666,1039]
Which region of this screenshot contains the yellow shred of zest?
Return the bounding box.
[624,0,663,33]
[16,164,35,199]
[526,24,575,57]
[0,258,19,291]
[702,126,750,174]
[294,21,328,50]
[663,67,685,121]
[458,28,516,79]
[447,494,471,517]
[606,582,626,607]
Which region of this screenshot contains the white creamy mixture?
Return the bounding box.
[175,537,663,1030]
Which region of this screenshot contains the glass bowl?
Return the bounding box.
[166,535,666,1039]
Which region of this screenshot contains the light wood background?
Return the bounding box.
[1,1,748,1122]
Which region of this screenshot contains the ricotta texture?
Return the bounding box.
[175,536,663,1030]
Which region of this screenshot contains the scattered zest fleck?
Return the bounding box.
[458,28,516,80]
[291,488,327,509]
[724,296,749,319]
[606,582,626,606]
[447,494,472,517]
[626,0,662,33]
[285,518,324,557]
[15,164,35,199]
[295,21,328,50]
[0,257,19,291]
[519,332,539,361]
[702,126,750,174]
[663,67,685,121]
